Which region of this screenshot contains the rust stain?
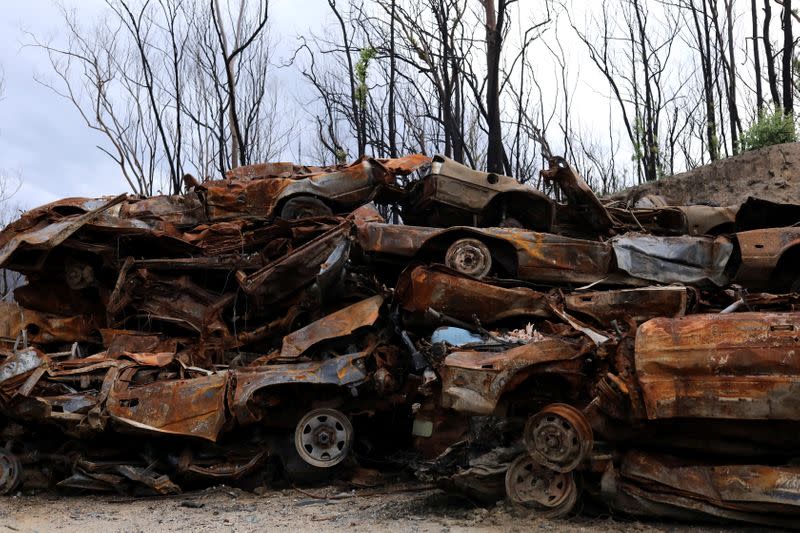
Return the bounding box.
[280,295,384,358]
[0,151,800,522]
[635,312,800,420]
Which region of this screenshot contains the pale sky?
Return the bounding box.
[0,0,332,209]
[0,0,761,211]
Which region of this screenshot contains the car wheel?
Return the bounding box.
[279,196,333,220]
[445,238,492,279]
[504,453,578,517]
[294,408,353,468]
[0,448,21,495]
[523,403,593,473]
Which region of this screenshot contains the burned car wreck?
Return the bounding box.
[0,153,800,528]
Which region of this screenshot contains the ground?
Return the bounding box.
[608,141,800,206]
[0,484,761,533]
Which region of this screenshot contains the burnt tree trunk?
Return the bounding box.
[689,0,719,161]
[633,0,658,181]
[764,0,782,107]
[484,0,506,174]
[782,0,794,114]
[388,0,398,157]
[752,0,764,111]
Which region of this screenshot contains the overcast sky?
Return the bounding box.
[0,1,750,212]
[0,0,333,210]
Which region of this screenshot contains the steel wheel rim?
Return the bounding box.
[505,454,576,510]
[445,238,492,278]
[524,403,593,473]
[294,408,353,468]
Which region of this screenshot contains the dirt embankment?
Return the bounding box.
[609,142,800,206]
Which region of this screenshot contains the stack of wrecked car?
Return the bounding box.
[0,152,799,528]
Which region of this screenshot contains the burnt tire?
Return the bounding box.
[0,448,21,495]
[279,196,333,220]
[445,238,492,279]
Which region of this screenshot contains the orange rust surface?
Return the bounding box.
[396,265,550,323]
[734,226,800,286]
[107,369,229,442]
[209,155,429,221]
[0,301,97,345]
[280,295,384,358]
[440,338,585,414]
[635,312,800,420]
[377,153,431,174]
[444,337,583,371]
[231,352,369,424]
[204,176,292,221]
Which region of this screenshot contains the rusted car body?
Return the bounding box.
[401,155,616,236]
[733,226,800,291]
[402,155,555,230]
[412,307,800,525]
[602,452,800,529]
[0,295,394,493]
[438,337,589,415]
[634,311,800,420]
[2,152,800,527]
[356,205,733,287]
[608,204,738,236]
[395,265,551,324]
[0,192,378,367]
[541,156,615,235]
[395,265,689,328]
[563,286,689,324]
[357,216,614,284]
[211,154,429,221]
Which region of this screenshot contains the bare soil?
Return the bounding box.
[0,484,763,533]
[609,141,800,206]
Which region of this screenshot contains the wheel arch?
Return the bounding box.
[493,369,581,418]
[771,243,800,291]
[480,190,555,231]
[274,193,336,218]
[416,228,519,276]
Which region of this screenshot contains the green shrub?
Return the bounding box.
[739,108,797,152]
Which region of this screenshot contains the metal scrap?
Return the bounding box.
[0,153,799,527]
